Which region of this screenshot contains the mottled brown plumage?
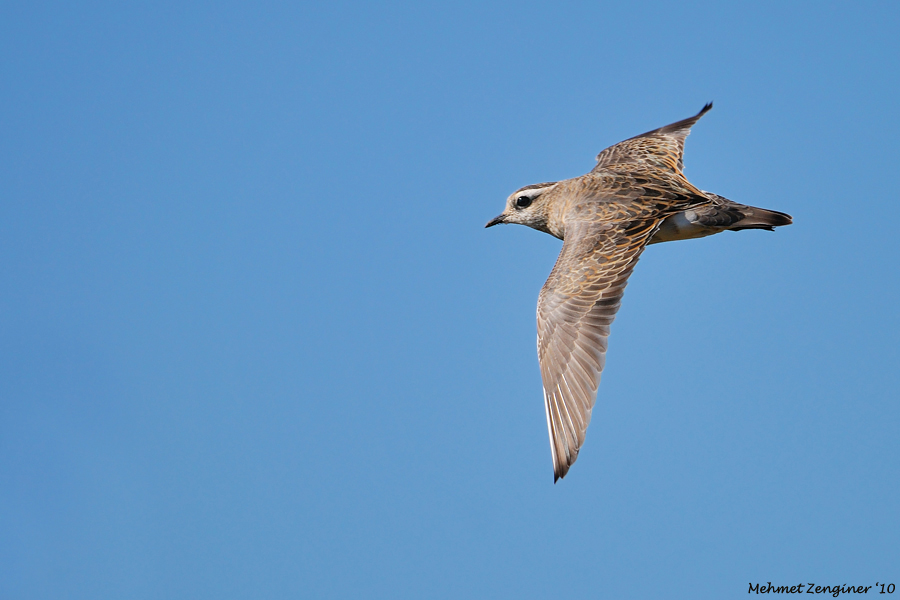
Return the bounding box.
[486,104,792,482]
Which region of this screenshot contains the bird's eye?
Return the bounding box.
[515,196,532,208]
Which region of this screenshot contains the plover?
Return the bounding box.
[486,104,791,481]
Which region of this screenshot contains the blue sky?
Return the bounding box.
[1,1,898,598]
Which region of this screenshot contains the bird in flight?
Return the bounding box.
[485,104,792,482]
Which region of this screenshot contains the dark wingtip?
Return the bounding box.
[554,465,567,483]
[652,102,715,137]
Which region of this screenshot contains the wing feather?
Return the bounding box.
[537,219,660,481]
[593,103,712,174]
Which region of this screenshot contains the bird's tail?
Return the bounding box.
[700,192,793,232]
[726,205,793,232]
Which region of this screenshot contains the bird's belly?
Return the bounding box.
[648,211,717,245]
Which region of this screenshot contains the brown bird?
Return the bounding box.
[485,104,792,482]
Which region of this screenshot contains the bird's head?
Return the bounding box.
[485,182,559,234]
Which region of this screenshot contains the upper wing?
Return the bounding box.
[536,219,661,481]
[593,103,713,174]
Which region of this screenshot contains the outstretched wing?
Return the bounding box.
[537,219,660,482]
[593,103,713,174]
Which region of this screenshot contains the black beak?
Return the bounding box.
[485,214,506,228]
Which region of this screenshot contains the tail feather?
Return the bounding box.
[700,192,793,232]
[649,192,792,245]
[728,206,793,232]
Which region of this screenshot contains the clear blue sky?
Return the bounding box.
[2,1,898,598]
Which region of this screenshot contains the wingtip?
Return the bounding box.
[553,465,567,483]
[700,101,713,115]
